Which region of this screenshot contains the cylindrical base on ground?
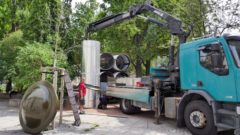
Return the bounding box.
[82,40,100,108]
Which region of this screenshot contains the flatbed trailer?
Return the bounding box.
[86,83,180,120]
[106,86,150,104]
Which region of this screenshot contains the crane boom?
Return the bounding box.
[87,4,188,43]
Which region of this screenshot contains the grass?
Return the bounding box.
[82,122,99,132]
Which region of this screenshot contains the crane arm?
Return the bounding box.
[87,3,187,41]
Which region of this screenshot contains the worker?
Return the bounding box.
[98,73,108,109]
[78,78,86,114]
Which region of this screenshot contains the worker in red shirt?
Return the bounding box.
[78,79,86,114]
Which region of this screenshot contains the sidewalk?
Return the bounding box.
[0,99,191,135]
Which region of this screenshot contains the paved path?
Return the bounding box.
[0,99,233,135]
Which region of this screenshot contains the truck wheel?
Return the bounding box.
[184,100,217,135]
[120,99,140,114]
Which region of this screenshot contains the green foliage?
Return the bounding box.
[0,30,67,91]
[93,0,180,76]
[0,83,5,93]
[13,42,67,91]
[0,0,11,39]
[0,31,25,81]
[0,0,238,89]
[63,0,99,69]
[175,0,207,37]
[21,0,51,42]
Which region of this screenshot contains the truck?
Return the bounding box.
[86,3,240,135]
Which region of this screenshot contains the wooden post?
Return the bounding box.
[42,73,46,81]
[41,67,46,81]
[59,69,65,124]
[51,69,58,129]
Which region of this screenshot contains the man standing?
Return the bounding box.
[78,79,86,114]
[98,74,108,109]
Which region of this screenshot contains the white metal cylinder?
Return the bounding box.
[113,54,130,71]
[100,53,114,70]
[82,40,100,108]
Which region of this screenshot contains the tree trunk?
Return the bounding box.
[145,60,151,76]
[198,0,206,35]
[134,34,143,77]
[6,78,12,93]
[135,56,142,77]
[11,0,17,32]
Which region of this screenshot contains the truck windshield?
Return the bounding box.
[228,40,240,68]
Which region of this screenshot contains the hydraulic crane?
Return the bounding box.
[86,3,240,135]
[87,3,190,88]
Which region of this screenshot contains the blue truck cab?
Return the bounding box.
[105,35,240,135]
[180,35,240,102]
[178,35,240,135]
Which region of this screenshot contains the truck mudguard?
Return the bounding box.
[177,90,214,127]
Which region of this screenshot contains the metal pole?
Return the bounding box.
[169,35,175,66]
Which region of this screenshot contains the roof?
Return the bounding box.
[223,34,240,41]
[179,34,240,50]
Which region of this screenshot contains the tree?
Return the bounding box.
[0,0,34,38]
[93,0,180,77]
[63,0,99,74]
[0,30,67,92]
[205,0,240,35]
[0,31,25,92]
[175,0,208,37]
[21,0,51,42]
[93,0,146,77]
[13,42,67,91]
[0,0,12,39]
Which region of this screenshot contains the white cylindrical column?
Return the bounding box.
[82,40,100,108]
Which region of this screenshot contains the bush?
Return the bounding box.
[13,42,67,91]
[0,83,6,93]
[0,30,68,92]
[0,30,25,82]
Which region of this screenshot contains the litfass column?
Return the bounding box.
[82,40,100,108]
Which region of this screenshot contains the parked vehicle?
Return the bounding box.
[87,3,240,135]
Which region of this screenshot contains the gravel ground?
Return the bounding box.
[0,99,234,135]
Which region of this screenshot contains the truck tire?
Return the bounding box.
[120,99,140,114]
[184,100,217,135]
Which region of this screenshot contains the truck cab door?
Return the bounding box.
[196,41,237,102]
[228,39,240,102]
